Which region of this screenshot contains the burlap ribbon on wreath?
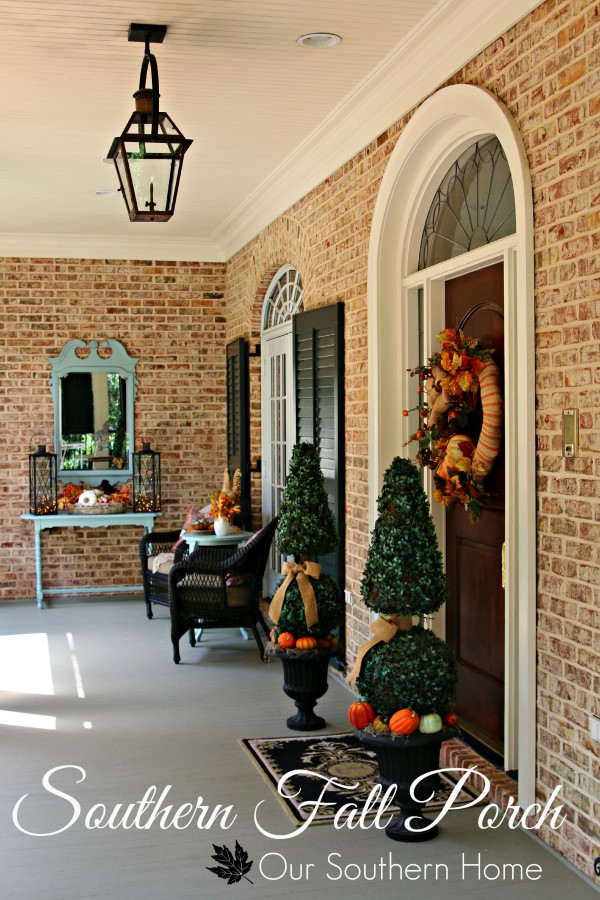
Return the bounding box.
[347,614,413,685]
[269,561,321,630]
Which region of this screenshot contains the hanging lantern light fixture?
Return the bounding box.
[133,439,162,512]
[106,24,193,222]
[29,444,58,515]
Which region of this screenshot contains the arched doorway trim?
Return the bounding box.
[367,85,535,804]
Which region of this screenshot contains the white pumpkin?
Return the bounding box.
[78,490,97,507]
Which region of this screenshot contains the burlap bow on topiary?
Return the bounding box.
[269,561,321,630]
[347,614,413,685]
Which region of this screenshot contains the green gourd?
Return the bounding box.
[418,712,443,734]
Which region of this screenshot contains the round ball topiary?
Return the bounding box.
[356,626,457,718]
[272,573,343,637]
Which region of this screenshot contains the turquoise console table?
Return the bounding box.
[21,511,159,608]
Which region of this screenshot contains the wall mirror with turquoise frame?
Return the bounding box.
[49,339,138,485]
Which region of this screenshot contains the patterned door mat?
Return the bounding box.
[241,732,481,825]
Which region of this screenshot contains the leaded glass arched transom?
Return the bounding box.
[262,265,304,331]
[418,136,516,270]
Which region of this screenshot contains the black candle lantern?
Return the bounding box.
[106,24,193,223]
[29,445,58,515]
[133,441,161,512]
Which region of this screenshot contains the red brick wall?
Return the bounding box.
[225,0,599,882]
[0,258,227,599]
[1,0,598,882]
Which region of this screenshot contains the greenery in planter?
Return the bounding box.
[356,457,457,719]
[273,442,343,638]
[276,442,338,558]
[361,456,448,616]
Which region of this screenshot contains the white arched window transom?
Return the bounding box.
[419,135,516,270]
[262,265,304,331]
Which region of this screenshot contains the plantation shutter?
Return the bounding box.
[293,303,345,594]
[226,338,250,509]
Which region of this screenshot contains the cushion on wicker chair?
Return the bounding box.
[148,553,176,575]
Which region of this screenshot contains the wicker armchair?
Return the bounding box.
[168,517,278,664]
[139,529,189,619]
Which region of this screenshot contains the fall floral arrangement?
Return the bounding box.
[404,328,502,519]
[58,482,132,510]
[209,491,240,522]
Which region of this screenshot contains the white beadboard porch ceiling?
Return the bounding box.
[1,0,540,262]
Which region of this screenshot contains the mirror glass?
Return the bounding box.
[59,372,128,471]
[50,340,138,482]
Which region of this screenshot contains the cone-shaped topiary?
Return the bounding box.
[276,441,338,559]
[362,456,447,617]
[273,442,343,637]
[356,457,456,717]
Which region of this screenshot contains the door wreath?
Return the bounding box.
[404,328,503,519]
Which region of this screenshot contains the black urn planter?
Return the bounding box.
[267,645,334,730]
[353,726,457,842]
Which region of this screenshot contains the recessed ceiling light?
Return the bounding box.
[296,33,342,49]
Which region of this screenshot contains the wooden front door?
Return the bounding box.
[444,263,505,754]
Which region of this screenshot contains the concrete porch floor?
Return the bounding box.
[0,595,597,899]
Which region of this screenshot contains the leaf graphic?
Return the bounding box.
[206,840,253,885]
[211,843,235,867]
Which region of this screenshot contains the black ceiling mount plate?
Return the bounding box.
[128,24,167,44]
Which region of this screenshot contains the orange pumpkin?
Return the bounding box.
[348,701,375,729]
[296,636,318,650]
[277,632,295,649]
[389,708,420,735]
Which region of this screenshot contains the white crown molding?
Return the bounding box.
[2,0,541,264]
[0,233,225,263]
[215,0,542,260]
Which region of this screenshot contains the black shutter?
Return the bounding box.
[293,302,345,596]
[226,339,250,517]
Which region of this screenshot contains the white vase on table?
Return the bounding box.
[213,516,231,537]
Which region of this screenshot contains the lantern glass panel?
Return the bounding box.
[133,449,161,512]
[113,135,186,220]
[126,152,182,213]
[29,448,58,515]
[114,144,135,216]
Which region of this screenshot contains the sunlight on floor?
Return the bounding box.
[0,631,91,731]
[0,633,57,729]
[0,633,54,694]
[66,632,86,698]
[0,709,56,729]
